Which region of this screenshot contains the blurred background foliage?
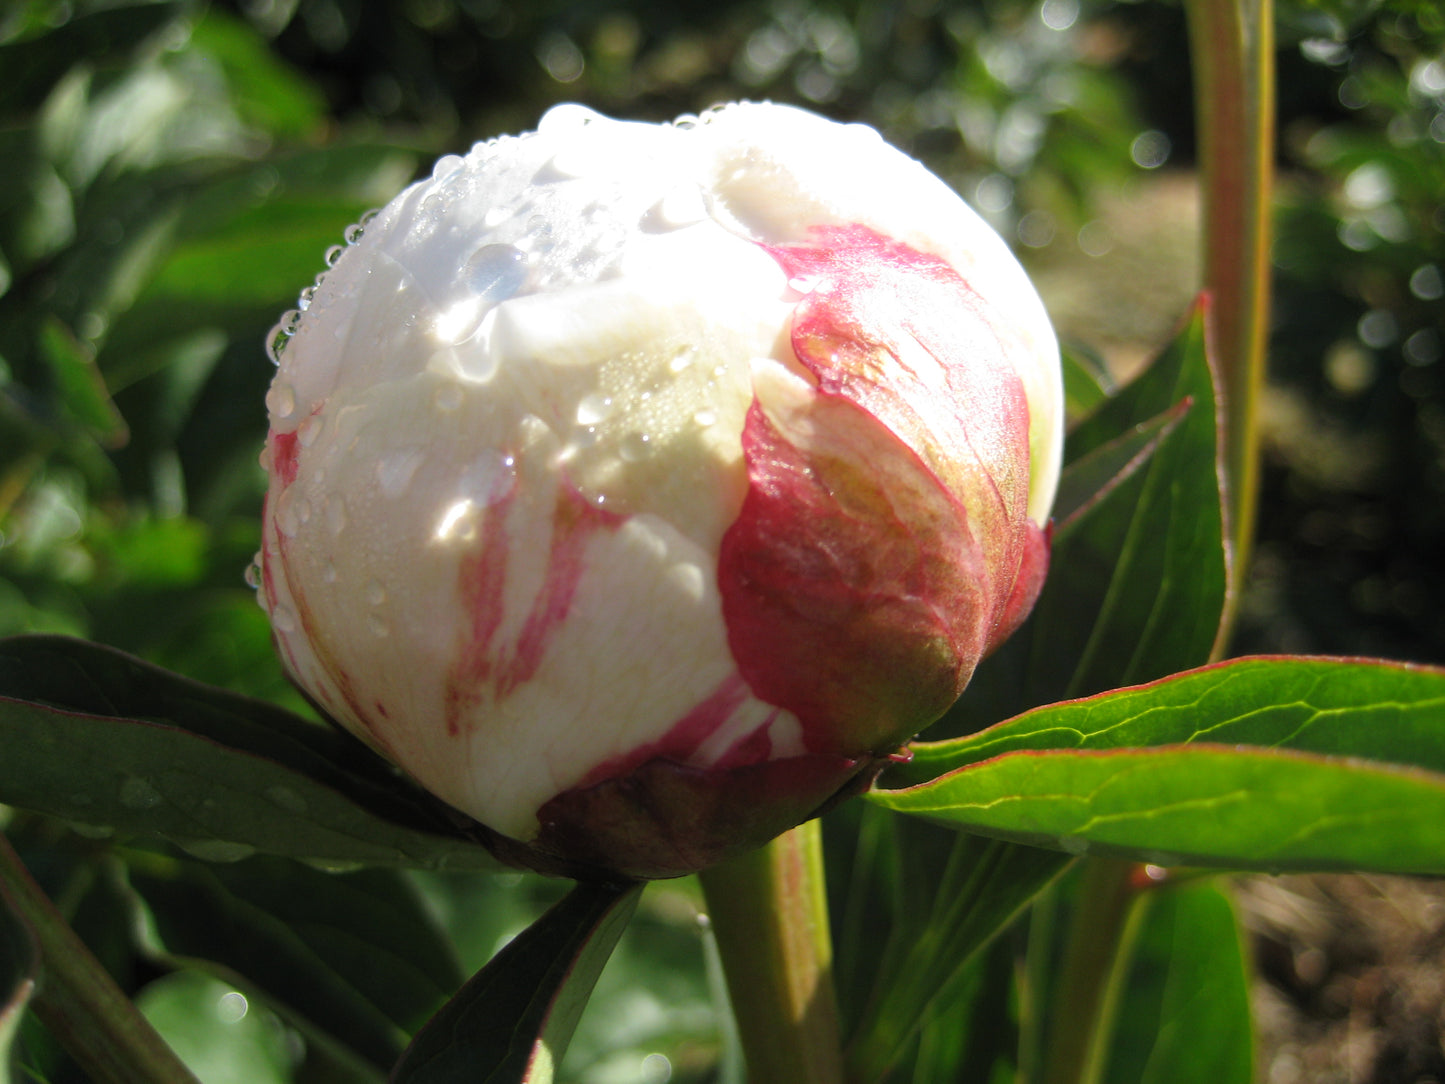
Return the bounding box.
[1,0,1443,1081]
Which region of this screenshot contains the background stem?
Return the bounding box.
[0,833,201,1084]
[697,822,844,1084]
[1038,858,1150,1084]
[1184,0,1276,612]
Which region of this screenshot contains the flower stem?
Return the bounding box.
[1037,858,1151,1084]
[1184,0,1276,610]
[697,821,844,1084]
[0,832,201,1084]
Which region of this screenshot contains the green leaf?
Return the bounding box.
[137,971,294,1084]
[1103,881,1253,1084]
[1061,345,1116,423]
[904,654,1445,777]
[127,855,464,1074]
[0,635,498,871]
[0,875,39,1084]
[944,302,1228,735]
[38,316,128,447]
[842,832,1070,1084]
[1050,398,1188,532]
[879,655,1445,873]
[392,880,642,1084]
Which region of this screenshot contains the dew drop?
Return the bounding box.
[619,432,652,462]
[434,383,464,412]
[653,185,707,228]
[265,785,308,814]
[325,496,347,536]
[575,393,613,425]
[483,203,511,230]
[298,285,316,311]
[119,776,164,810]
[668,348,696,374]
[367,614,390,638]
[265,382,297,420]
[177,839,257,863]
[432,154,465,180]
[324,244,345,268]
[272,605,297,633]
[465,243,529,302]
[539,103,602,133]
[692,408,718,428]
[344,221,367,245]
[302,858,367,874]
[366,580,387,606]
[377,449,424,496]
[244,558,262,590]
[266,322,290,364]
[277,492,302,538]
[298,414,324,447]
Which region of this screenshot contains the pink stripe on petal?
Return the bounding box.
[718,224,1040,755]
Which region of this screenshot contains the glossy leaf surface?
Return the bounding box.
[878,656,1445,873]
[392,880,642,1084]
[0,636,496,870]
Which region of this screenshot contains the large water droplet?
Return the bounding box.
[119,776,164,810]
[668,347,696,374]
[538,103,602,134]
[266,382,297,420]
[266,322,290,364]
[244,557,262,590]
[324,244,345,268]
[432,154,465,180]
[575,393,613,426]
[465,243,528,300]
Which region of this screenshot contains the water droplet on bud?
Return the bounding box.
[324,244,345,268]
[272,605,297,633]
[619,432,652,462]
[266,382,296,419]
[366,580,386,606]
[298,414,324,447]
[575,393,613,425]
[244,559,262,590]
[693,408,718,428]
[465,243,529,303]
[377,449,424,496]
[367,615,390,638]
[325,496,347,536]
[432,154,465,180]
[434,383,464,412]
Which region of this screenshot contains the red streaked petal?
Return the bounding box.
[719,382,988,754]
[717,225,1041,755]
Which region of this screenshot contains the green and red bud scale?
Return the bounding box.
[256,103,1063,879]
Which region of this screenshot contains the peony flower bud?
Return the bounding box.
[257,102,1063,879]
